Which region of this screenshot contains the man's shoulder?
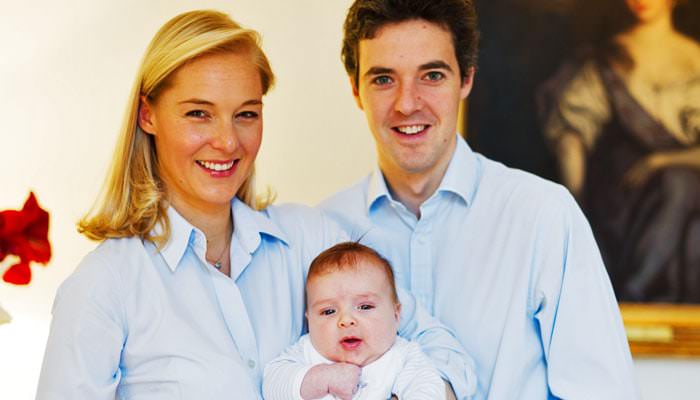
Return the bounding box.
[262,202,345,244]
[318,175,371,215]
[475,153,574,213]
[316,175,373,237]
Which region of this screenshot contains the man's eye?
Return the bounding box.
[425,71,445,81]
[321,309,336,316]
[186,110,208,118]
[373,75,393,86]
[358,304,374,311]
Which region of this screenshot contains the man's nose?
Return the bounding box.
[394,81,422,115]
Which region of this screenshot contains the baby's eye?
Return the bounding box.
[186,110,208,118]
[372,75,393,86]
[424,71,445,82]
[320,308,336,316]
[358,304,374,311]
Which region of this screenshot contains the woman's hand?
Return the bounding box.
[624,146,700,188]
[624,153,668,188]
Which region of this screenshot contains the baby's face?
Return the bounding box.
[306,261,400,367]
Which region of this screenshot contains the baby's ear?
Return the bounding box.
[394,302,402,323]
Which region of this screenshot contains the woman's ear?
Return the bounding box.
[138,95,157,135]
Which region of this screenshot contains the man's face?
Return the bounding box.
[306,261,400,367]
[353,19,473,180]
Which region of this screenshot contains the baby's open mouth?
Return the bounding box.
[340,336,363,350]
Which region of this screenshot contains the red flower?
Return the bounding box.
[0,192,51,285]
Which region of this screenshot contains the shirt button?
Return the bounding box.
[248,359,256,369]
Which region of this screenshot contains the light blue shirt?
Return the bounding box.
[37,199,475,399]
[320,135,640,400]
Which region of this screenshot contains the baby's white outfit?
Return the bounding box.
[263,334,445,399]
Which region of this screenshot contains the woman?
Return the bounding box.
[36,10,472,399]
[540,0,700,302]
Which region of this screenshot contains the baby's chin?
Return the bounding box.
[325,344,394,367]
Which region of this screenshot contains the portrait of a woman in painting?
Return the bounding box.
[539,0,700,303]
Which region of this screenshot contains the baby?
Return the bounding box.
[263,242,445,400]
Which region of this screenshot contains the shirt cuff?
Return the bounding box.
[292,364,316,400]
[431,349,477,399]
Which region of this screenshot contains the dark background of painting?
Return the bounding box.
[466,0,700,182]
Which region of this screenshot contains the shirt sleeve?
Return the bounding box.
[262,336,314,400]
[36,250,126,400]
[397,287,477,399]
[392,340,447,400]
[543,60,611,152]
[531,187,640,399]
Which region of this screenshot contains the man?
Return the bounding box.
[320,0,640,398]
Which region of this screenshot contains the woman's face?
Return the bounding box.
[139,51,263,214]
[625,0,674,23]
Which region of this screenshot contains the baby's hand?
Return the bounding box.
[300,363,361,400]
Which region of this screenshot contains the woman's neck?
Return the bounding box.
[169,197,233,244]
[622,14,675,52]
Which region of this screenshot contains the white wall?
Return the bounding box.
[0,1,697,398]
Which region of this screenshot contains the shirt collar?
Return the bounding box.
[366,134,478,212]
[156,198,289,272]
[231,198,289,256]
[158,205,199,272]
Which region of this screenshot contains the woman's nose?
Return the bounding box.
[212,121,239,153]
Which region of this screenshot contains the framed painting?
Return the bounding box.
[464,0,700,356]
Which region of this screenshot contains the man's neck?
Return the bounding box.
[381,144,456,219]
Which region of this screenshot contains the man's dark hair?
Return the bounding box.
[342,0,479,86]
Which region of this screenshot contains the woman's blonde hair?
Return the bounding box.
[78,10,275,245]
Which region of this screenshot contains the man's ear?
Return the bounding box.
[350,76,363,110]
[138,95,157,135]
[459,66,476,100]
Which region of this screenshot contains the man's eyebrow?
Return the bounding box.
[363,66,394,78]
[419,60,453,72]
[362,61,453,80]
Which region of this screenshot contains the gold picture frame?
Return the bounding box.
[620,304,700,357]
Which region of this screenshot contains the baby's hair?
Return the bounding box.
[307,242,399,304]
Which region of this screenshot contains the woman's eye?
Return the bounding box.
[237,111,259,120]
[321,309,336,316]
[425,71,445,81]
[358,304,374,311]
[186,110,208,118]
[372,75,393,86]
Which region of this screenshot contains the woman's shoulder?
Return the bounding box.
[261,202,348,247]
[670,34,700,80]
[69,237,149,285]
[55,237,147,311]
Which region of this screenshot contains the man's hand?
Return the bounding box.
[300,363,361,400]
[444,380,457,400]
